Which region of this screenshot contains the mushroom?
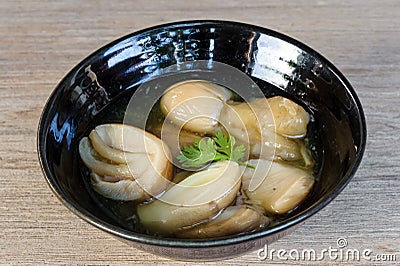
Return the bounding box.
[78,124,173,201]
[219,101,260,145]
[176,206,269,238]
[149,119,203,162]
[252,96,310,139]
[160,80,232,134]
[170,170,192,184]
[219,101,304,161]
[242,159,314,214]
[150,120,203,150]
[137,160,242,235]
[250,129,303,161]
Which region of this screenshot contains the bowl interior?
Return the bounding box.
[38,21,365,247]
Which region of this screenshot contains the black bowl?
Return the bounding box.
[37,20,366,261]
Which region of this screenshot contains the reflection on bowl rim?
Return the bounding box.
[37,20,367,249]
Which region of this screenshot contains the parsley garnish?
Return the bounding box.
[177,132,255,168]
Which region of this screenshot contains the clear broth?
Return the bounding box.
[79,83,322,237]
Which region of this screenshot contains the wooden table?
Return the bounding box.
[1,0,399,264]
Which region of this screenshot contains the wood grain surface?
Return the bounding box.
[0,0,399,265]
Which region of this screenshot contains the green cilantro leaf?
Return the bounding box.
[213,131,233,156]
[177,138,216,167]
[177,132,255,168]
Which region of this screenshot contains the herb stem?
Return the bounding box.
[237,161,256,169]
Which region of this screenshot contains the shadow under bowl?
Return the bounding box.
[37,20,366,261]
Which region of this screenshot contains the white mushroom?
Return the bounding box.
[149,120,203,161]
[160,80,232,134]
[79,137,135,179]
[219,101,260,145]
[176,206,269,238]
[219,101,304,161]
[252,96,310,138]
[79,124,173,201]
[150,120,203,150]
[242,159,314,214]
[91,172,149,201]
[170,170,192,184]
[137,160,241,235]
[250,129,303,161]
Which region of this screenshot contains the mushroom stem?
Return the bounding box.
[137,161,242,234]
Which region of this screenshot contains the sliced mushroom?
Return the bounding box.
[219,101,260,145]
[171,170,192,184]
[89,130,147,164]
[91,172,148,201]
[219,101,304,161]
[79,124,173,201]
[242,159,314,214]
[150,120,203,149]
[250,129,303,161]
[299,141,314,168]
[252,96,310,138]
[149,119,203,162]
[137,160,242,235]
[79,137,135,179]
[176,206,269,238]
[160,80,232,134]
[94,123,161,153]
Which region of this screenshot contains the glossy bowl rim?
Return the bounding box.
[37,19,367,248]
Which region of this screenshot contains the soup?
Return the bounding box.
[78,80,320,238]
